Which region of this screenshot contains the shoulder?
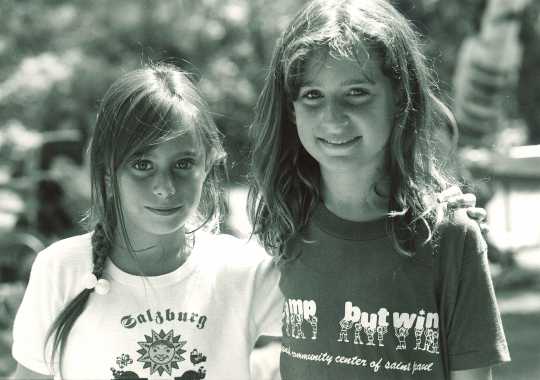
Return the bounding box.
[196,231,269,258]
[194,231,274,271]
[438,209,485,242]
[434,209,487,262]
[32,232,93,274]
[22,233,94,306]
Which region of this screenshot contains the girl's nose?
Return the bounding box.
[322,99,348,127]
[152,173,176,199]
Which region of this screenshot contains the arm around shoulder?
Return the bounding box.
[11,364,52,380]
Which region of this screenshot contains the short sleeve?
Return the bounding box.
[12,252,59,375]
[247,242,283,342]
[445,220,511,370]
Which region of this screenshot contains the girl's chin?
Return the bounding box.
[130,221,188,237]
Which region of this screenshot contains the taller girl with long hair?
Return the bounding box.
[12,64,281,380]
[248,0,509,378]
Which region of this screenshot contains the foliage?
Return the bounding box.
[0,0,538,180]
[0,0,301,178]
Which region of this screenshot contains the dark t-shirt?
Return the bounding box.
[279,204,510,379]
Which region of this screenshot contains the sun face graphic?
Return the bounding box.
[137,329,187,376]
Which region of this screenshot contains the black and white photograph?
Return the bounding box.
[0,0,539,379]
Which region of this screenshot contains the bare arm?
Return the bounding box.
[11,364,52,380]
[450,367,492,380]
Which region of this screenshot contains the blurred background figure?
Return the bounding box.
[452,0,540,287]
[453,0,530,148]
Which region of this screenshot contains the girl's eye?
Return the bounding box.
[305,90,322,99]
[301,89,322,100]
[175,158,195,170]
[346,88,371,104]
[132,159,153,171]
[348,88,369,97]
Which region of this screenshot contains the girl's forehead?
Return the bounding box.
[154,127,203,150]
[136,125,205,157]
[302,52,381,84]
[149,109,202,145]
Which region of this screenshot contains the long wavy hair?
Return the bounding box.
[248,0,457,258]
[44,63,226,374]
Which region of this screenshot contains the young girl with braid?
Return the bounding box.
[11,64,281,380]
[248,0,509,379]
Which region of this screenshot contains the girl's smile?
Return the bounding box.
[144,205,184,216]
[318,135,362,149]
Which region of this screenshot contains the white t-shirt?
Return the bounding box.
[12,231,282,380]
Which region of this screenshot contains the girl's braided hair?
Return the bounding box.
[91,223,110,278]
[44,222,111,372]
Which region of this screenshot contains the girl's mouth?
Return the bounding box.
[318,136,361,147]
[145,206,183,216]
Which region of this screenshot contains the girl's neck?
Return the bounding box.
[320,162,389,222]
[110,229,192,276]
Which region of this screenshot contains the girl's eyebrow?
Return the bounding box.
[130,150,146,158]
[301,77,376,87]
[341,77,375,85]
[175,150,201,157]
[132,149,201,158]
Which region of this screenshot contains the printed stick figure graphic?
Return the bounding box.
[395,326,409,350]
[294,313,306,339]
[282,307,292,337]
[414,327,424,350]
[424,329,440,354]
[353,322,364,345]
[290,312,298,338]
[308,315,318,340]
[423,329,434,352]
[337,319,352,342]
[365,326,376,346]
[286,315,293,337]
[431,330,440,354]
[377,325,388,347]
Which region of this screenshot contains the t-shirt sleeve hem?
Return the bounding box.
[449,349,511,371]
[11,345,53,376]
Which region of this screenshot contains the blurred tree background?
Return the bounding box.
[1,0,538,179]
[0,0,301,181]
